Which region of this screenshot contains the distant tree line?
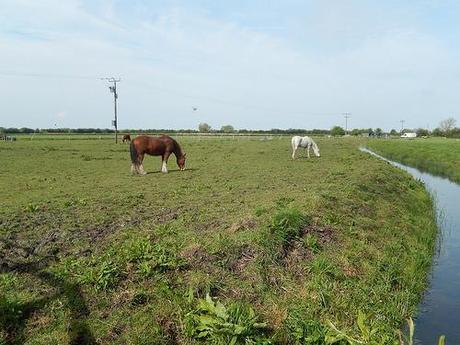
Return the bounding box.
[1,117,458,137]
[0,126,329,135]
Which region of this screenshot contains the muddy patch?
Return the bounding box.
[0,208,180,273]
[302,224,334,244]
[227,217,258,234]
[225,245,258,274]
[180,244,216,270]
[283,224,335,274]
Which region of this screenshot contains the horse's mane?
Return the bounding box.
[163,135,184,157]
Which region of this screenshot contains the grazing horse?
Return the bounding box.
[122,134,131,143]
[291,136,320,159]
[130,135,186,175]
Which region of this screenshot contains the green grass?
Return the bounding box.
[0,136,437,344]
[366,138,460,183]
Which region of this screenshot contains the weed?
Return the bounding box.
[185,294,271,344]
[136,260,156,277]
[285,317,329,344]
[75,257,120,291]
[26,203,40,213]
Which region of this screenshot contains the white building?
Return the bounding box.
[401,132,417,138]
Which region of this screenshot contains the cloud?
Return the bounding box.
[0,1,459,130]
[57,111,66,119]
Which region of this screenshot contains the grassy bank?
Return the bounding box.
[0,137,437,344]
[367,138,460,184]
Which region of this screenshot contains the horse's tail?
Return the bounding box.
[130,141,138,164]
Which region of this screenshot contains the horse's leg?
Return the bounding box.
[291,142,297,159]
[161,152,171,173]
[307,145,311,159]
[131,152,140,175]
[138,153,147,175]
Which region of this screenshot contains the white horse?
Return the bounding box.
[291,136,320,159]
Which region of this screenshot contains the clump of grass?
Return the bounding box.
[270,208,309,246]
[123,237,186,274]
[254,205,268,217]
[54,236,187,290]
[303,233,321,253]
[0,294,23,339]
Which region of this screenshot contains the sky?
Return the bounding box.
[0,0,459,131]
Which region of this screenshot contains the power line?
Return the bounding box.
[0,71,98,80]
[127,79,342,119]
[1,70,348,123]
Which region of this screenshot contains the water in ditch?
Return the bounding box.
[361,147,460,344]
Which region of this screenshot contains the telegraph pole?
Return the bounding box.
[102,77,121,143]
[400,120,405,133]
[343,112,351,135]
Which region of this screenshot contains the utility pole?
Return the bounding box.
[343,112,351,135]
[102,77,121,143]
[400,120,405,133]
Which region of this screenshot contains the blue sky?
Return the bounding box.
[0,0,459,130]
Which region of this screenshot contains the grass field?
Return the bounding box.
[0,136,437,344]
[366,138,460,184]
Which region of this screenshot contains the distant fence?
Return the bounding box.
[0,135,16,141]
[11,132,322,141]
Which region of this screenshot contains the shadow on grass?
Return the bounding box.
[146,168,198,175]
[1,256,97,345]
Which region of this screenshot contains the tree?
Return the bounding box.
[416,128,430,137]
[439,117,457,133]
[350,128,361,136]
[431,128,443,136]
[198,123,211,132]
[220,125,235,133]
[389,129,398,136]
[330,126,345,136]
[450,128,460,138]
[375,128,383,137]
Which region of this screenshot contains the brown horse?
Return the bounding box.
[130,135,186,175]
[122,134,131,143]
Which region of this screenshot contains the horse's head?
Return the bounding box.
[313,144,320,157]
[177,153,186,170]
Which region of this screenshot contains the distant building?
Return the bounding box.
[401,132,417,138]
